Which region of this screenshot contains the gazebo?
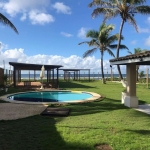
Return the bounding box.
[109,51,150,108]
[9,62,63,88]
[59,69,90,81]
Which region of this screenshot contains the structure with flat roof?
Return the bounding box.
[109,51,150,108]
[59,68,90,81]
[9,62,63,88]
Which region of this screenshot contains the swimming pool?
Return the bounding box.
[3,90,101,104]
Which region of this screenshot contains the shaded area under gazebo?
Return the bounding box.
[9,62,63,88]
[109,51,150,108]
[59,69,90,81]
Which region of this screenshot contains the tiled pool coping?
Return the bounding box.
[0,90,101,105]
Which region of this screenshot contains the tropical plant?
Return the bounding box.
[0,13,18,34]
[78,23,128,84]
[89,0,150,80]
[3,74,8,87]
[128,47,147,81]
[138,71,145,83]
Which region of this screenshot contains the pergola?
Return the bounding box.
[9,62,63,88]
[59,69,90,81]
[109,51,150,108]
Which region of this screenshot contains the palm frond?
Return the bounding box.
[126,0,146,5]
[127,50,132,54]
[107,34,123,44]
[83,48,98,58]
[86,30,99,38]
[0,13,18,34]
[108,44,128,50]
[78,41,90,45]
[78,40,99,47]
[126,14,138,32]
[105,48,115,57]
[136,6,150,14]
[88,0,112,7]
[92,8,112,18]
[119,45,129,50]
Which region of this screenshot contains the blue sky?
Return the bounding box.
[0,0,150,74]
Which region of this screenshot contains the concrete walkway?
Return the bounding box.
[0,103,47,120]
[135,104,150,115]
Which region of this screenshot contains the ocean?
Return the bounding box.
[20,74,127,79]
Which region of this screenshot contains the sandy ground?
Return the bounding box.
[0,103,47,120]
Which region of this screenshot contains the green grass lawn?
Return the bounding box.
[0,80,150,150]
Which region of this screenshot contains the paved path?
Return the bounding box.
[0,103,47,120]
[135,104,150,115]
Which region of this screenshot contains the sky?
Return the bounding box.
[0,0,150,74]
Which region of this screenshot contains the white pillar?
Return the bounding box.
[122,64,138,108]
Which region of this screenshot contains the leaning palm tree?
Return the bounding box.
[0,13,18,34]
[89,0,150,80]
[78,23,128,84]
[128,47,147,81]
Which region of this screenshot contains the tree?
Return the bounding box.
[0,13,18,34]
[138,71,145,82]
[128,47,147,81]
[89,0,150,80]
[78,23,128,84]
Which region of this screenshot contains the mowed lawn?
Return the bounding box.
[0,80,150,150]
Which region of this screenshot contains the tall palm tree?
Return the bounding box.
[128,47,146,81]
[78,23,128,84]
[89,0,150,80]
[0,13,18,34]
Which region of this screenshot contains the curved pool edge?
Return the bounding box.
[0,90,101,105]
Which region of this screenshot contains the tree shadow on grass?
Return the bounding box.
[0,116,93,150]
[64,98,129,117]
[124,129,150,135]
[59,81,96,89]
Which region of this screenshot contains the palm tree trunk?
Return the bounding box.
[136,65,140,82]
[101,51,105,84]
[116,19,125,80]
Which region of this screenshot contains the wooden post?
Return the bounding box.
[93,72,94,80]
[107,69,108,80]
[111,67,113,81]
[29,70,30,81]
[147,68,149,89]
[84,72,85,80]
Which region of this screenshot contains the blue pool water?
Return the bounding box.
[7,91,92,102]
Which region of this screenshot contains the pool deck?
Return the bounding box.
[0,103,47,120]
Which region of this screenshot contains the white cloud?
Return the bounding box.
[61,32,73,37]
[20,13,27,21]
[0,42,127,74]
[147,17,150,25]
[29,11,54,25]
[0,0,54,25]
[77,27,88,39]
[144,36,150,46]
[52,2,72,14]
[138,26,150,33]
[130,40,137,45]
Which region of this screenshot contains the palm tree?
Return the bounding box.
[78,23,128,84]
[138,71,145,82]
[128,47,147,81]
[88,0,150,80]
[0,13,18,34]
